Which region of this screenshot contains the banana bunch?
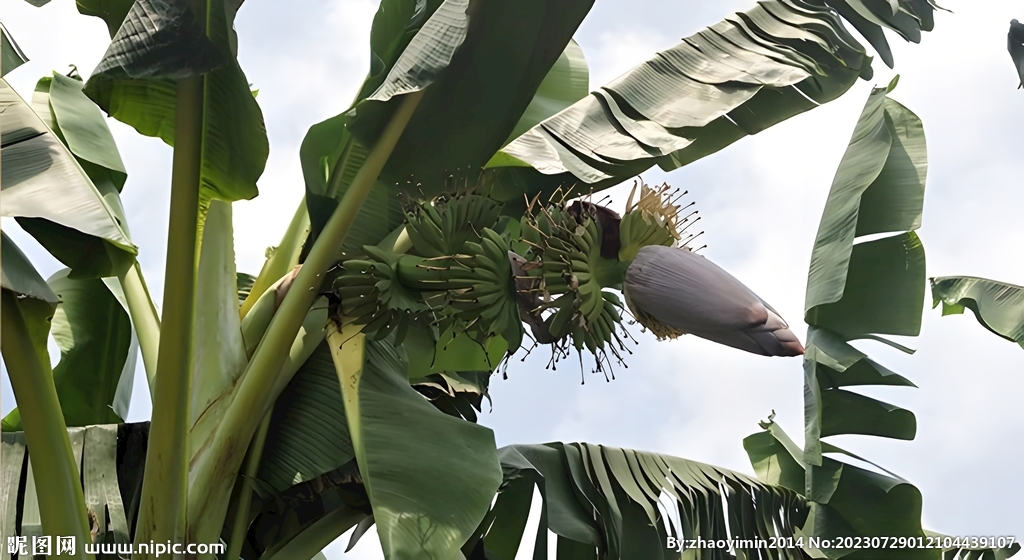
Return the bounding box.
[520,203,627,361]
[334,245,431,342]
[395,229,523,355]
[445,228,523,354]
[618,182,688,263]
[394,195,523,354]
[405,194,503,257]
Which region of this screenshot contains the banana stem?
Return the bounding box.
[134,71,204,553]
[0,292,92,559]
[239,200,310,319]
[187,90,425,545]
[118,261,161,399]
[224,410,273,560]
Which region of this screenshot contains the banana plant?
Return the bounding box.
[8,1,1018,560]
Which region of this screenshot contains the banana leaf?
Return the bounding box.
[82,0,268,216]
[1,73,136,277]
[930,276,1024,349]
[804,81,927,337]
[2,268,137,431]
[300,0,593,253]
[485,0,940,205]
[258,341,354,494]
[331,328,502,560]
[468,442,810,560]
[745,421,1021,560]
[242,460,370,560]
[1,22,28,77]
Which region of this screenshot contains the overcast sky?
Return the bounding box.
[2,1,1022,558]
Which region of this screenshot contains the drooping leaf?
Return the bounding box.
[301,0,594,250]
[1,76,136,277]
[83,0,269,209]
[1,22,29,77]
[823,0,945,70]
[474,442,811,560]
[331,327,502,560]
[0,232,59,306]
[1,423,150,548]
[744,421,1021,560]
[745,421,928,559]
[490,0,880,198]
[3,269,137,431]
[805,84,927,338]
[930,276,1024,349]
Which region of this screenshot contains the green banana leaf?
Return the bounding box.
[805,81,927,338]
[337,332,502,560]
[744,421,1022,560]
[793,83,940,558]
[236,272,257,306]
[504,39,589,144]
[82,0,268,211]
[1,22,28,77]
[258,341,354,493]
[0,232,58,306]
[824,0,944,70]
[930,276,1024,349]
[1,74,136,277]
[300,0,593,252]
[346,0,594,197]
[802,83,927,462]
[243,460,370,560]
[803,328,919,465]
[256,346,493,557]
[468,442,810,560]
[3,268,137,432]
[411,371,490,423]
[486,0,940,202]
[258,340,494,495]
